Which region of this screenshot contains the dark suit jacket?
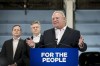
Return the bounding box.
[38,27,87,52]
[23,35,43,66]
[0,38,24,66]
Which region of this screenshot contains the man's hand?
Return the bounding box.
[26,38,35,48]
[78,35,84,48]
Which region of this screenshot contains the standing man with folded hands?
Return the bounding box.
[0,25,25,66]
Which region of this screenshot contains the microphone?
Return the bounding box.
[38,43,72,48]
[55,39,58,42]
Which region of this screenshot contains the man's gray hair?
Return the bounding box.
[52,11,65,17]
[31,21,41,25]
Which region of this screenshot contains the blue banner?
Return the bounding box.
[30,48,78,66]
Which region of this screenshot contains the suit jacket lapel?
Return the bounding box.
[60,27,71,43]
[52,28,57,44]
[9,39,13,60]
[14,39,22,59]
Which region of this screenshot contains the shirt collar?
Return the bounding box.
[13,37,20,40]
[33,33,41,38]
[55,25,67,31]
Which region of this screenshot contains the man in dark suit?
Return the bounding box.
[0,25,24,66]
[27,11,87,52]
[23,21,43,66]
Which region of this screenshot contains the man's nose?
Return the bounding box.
[53,18,58,22]
[34,27,37,30]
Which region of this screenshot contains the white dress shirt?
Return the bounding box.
[55,25,67,44]
[33,34,41,43]
[13,37,20,58]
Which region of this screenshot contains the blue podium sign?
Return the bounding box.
[30,48,78,66]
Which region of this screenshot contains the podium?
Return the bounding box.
[30,48,78,66]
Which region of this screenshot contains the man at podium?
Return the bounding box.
[26,11,87,52]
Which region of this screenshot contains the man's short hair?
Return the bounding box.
[12,25,22,31]
[31,21,41,25]
[52,11,66,17]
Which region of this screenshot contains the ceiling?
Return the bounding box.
[0,0,63,10]
[0,0,100,10]
[76,0,100,9]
